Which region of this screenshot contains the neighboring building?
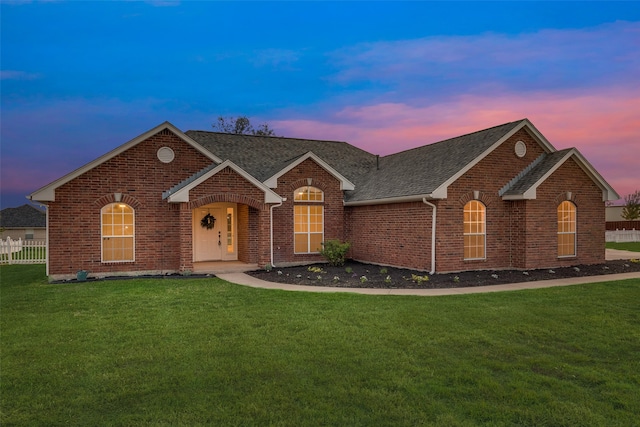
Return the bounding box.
[29,119,619,280]
[606,206,625,222]
[0,204,46,240]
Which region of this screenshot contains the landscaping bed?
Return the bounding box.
[248,259,640,289]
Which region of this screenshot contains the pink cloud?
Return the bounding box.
[275,88,640,200]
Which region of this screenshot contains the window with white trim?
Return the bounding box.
[557,201,576,257]
[464,200,486,260]
[294,186,324,253]
[101,203,135,262]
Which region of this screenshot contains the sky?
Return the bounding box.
[1,1,639,209]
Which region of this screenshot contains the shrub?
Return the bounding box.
[320,240,351,266]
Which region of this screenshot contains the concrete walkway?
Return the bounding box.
[605,248,640,260]
[216,271,640,296]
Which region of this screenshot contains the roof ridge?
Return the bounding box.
[185,129,349,145]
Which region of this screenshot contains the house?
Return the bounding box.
[0,204,46,241]
[29,119,619,280]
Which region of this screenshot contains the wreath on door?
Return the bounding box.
[200,213,216,229]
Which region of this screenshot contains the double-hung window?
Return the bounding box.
[101,203,135,262]
[294,186,324,253]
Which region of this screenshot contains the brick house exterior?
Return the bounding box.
[29,119,618,280]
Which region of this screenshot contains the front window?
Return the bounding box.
[101,203,135,262]
[558,201,576,257]
[294,186,324,253]
[464,200,486,260]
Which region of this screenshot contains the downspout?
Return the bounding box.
[269,200,284,268]
[422,198,436,274]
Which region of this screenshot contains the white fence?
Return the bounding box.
[0,238,47,265]
[606,229,640,243]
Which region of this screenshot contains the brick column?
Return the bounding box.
[179,203,193,272]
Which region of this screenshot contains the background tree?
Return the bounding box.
[621,190,640,220]
[212,116,277,136]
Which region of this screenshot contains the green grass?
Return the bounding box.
[606,241,640,252]
[2,265,639,426]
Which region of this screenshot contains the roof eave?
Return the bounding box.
[344,193,441,207]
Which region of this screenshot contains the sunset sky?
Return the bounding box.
[2,1,639,209]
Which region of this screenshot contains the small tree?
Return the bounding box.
[621,190,640,220]
[212,116,277,136]
[320,240,351,267]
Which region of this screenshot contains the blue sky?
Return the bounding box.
[2,1,639,209]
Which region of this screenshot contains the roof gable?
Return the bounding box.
[429,119,555,198]
[264,152,355,191]
[164,160,282,204]
[501,148,619,201]
[29,122,221,202]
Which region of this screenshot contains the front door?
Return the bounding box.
[193,207,224,261]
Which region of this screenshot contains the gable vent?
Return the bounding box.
[157,147,175,163]
[514,140,527,158]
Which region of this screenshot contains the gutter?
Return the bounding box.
[344,193,441,207]
[269,199,284,268]
[422,198,437,275]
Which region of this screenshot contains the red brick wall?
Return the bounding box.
[270,158,344,266]
[47,129,213,277]
[346,129,605,273]
[435,128,547,272]
[345,201,434,271]
[522,158,605,269]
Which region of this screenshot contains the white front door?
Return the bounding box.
[193,208,224,261]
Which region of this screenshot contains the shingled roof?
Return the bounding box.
[187,120,526,203]
[185,131,378,186]
[344,120,524,203]
[0,204,46,228]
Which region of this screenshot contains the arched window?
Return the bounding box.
[294,186,324,253]
[464,200,486,260]
[101,203,135,262]
[558,201,576,257]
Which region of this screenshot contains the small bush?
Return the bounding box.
[320,240,351,266]
[410,274,429,284]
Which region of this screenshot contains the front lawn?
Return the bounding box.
[606,241,640,252]
[2,265,639,426]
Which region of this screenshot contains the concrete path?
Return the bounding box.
[605,248,640,260]
[216,271,640,296]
